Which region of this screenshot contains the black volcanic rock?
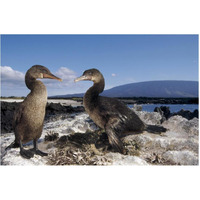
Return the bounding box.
[171,109,198,120]
[45,103,84,117]
[154,106,171,122]
[1,101,19,133]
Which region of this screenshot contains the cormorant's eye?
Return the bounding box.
[43,70,49,74]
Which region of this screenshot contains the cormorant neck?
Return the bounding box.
[92,77,105,94]
[84,78,105,109]
[25,74,47,96]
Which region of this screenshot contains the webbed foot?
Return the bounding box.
[35,149,48,157]
[31,139,48,157]
[20,148,34,159]
[36,150,48,156]
[30,148,48,157]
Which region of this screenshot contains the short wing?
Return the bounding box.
[98,96,145,132]
[13,103,25,129]
[98,96,130,119]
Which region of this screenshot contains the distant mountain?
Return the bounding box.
[51,80,198,98]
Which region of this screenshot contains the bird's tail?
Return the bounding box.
[145,124,167,134]
[106,129,126,154]
[5,141,20,151]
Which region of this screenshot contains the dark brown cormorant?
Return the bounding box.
[6,65,62,159]
[75,68,167,154]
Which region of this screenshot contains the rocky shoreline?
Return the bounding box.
[1,100,199,165]
[115,97,198,105]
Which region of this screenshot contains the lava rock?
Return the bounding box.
[1,101,19,133]
[45,103,84,116]
[154,106,171,122]
[172,109,198,120]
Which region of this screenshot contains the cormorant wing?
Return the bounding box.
[13,103,25,128]
[98,96,130,121]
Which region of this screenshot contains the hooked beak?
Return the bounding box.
[74,75,91,82]
[43,73,62,81]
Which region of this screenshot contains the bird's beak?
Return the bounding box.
[43,73,62,81]
[74,75,90,82]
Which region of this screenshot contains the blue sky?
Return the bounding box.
[1,34,198,97]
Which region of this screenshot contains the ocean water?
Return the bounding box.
[128,104,199,113]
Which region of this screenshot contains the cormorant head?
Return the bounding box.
[74,68,103,83]
[26,65,62,81]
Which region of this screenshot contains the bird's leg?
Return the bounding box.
[19,140,34,159]
[31,139,48,157]
[105,125,126,154]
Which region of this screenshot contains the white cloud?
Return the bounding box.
[1,66,25,82]
[1,66,77,87]
[0,66,78,96]
[43,67,77,88]
[111,73,116,77]
[0,66,25,88]
[55,67,76,80]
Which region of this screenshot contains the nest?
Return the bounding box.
[47,144,111,165]
[44,132,59,141]
[47,131,112,165]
